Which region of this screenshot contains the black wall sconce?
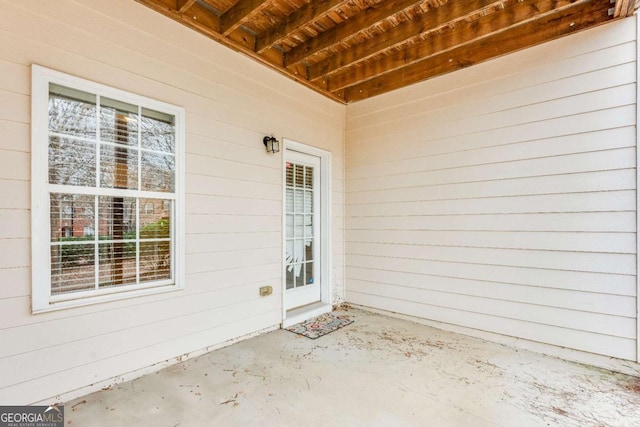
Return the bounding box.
[263,134,280,154]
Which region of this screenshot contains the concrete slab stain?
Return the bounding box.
[66,308,640,427]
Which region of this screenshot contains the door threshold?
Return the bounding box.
[283,302,332,328]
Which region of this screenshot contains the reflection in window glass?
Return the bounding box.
[141,108,175,153]
[48,84,96,139]
[100,145,138,189]
[141,151,175,192]
[49,137,96,187]
[100,97,138,146]
[50,194,95,242]
[43,77,179,301]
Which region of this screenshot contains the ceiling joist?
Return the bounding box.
[255,0,347,53]
[220,0,267,35]
[284,0,425,67]
[308,0,506,82]
[136,0,631,103]
[328,0,583,92]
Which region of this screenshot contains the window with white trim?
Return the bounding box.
[31,65,185,312]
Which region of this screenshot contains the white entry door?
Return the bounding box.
[284,150,321,310]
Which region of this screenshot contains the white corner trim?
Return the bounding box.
[635,13,640,364]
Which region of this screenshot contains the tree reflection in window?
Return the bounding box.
[48,83,176,295]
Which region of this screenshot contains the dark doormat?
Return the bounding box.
[285,312,354,339]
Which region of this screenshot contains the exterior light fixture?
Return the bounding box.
[263,135,280,153]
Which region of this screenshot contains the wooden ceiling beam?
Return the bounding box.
[284,0,425,67]
[308,0,505,82]
[342,0,612,102]
[331,0,591,92]
[220,0,268,35]
[137,0,222,32]
[255,0,347,53]
[177,0,197,13]
[613,0,638,17]
[135,0,347,103]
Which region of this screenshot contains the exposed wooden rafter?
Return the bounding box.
[136,0,631,103]
[255,0,347,53]
[177,0,197,13]
[284,0,425,67]
[219,0,267,35]
[613,0,639,17]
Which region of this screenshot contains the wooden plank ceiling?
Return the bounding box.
[137,0,638,103]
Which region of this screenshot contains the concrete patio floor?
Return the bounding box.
[66,307,640,426]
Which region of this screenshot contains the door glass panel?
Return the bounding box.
[304,239,313,262]
[294,215,303,239]
[285,240,293,264]
[304,215,313,238]
[304,190,313,213]
[285,158,319,296]
[293,239,304,265]
[294,189,304,212]
[294,263,304,288]
[286,162,294,186]
[295,164,304,186]
[286,265,294,290]
[305,262,314,285]
[304,166,313,189]
[285,188,293,212]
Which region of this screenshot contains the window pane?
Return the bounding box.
[141,151,174,192]
[49,136,96,186]
[140,240,171,282]
[100,144,138,189]
[38,70,182,308]
[98,197,136,240]
[141,108,175,153]
[51,244,95,295]
[100,97,138,146]
[49,84,97,139]
[50,194,95,242]
[99,242,136,288]
[140,198,171,239]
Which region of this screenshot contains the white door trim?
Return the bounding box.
[282,139,332,326]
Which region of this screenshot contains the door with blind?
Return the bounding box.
[284,150,321,310]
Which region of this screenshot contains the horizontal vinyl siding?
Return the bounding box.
[345,18,637,361]
[0,0,345,404]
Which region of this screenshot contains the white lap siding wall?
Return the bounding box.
[345,18,638,364]
[0,0,345,404]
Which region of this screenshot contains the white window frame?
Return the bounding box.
[31,65,186,313]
